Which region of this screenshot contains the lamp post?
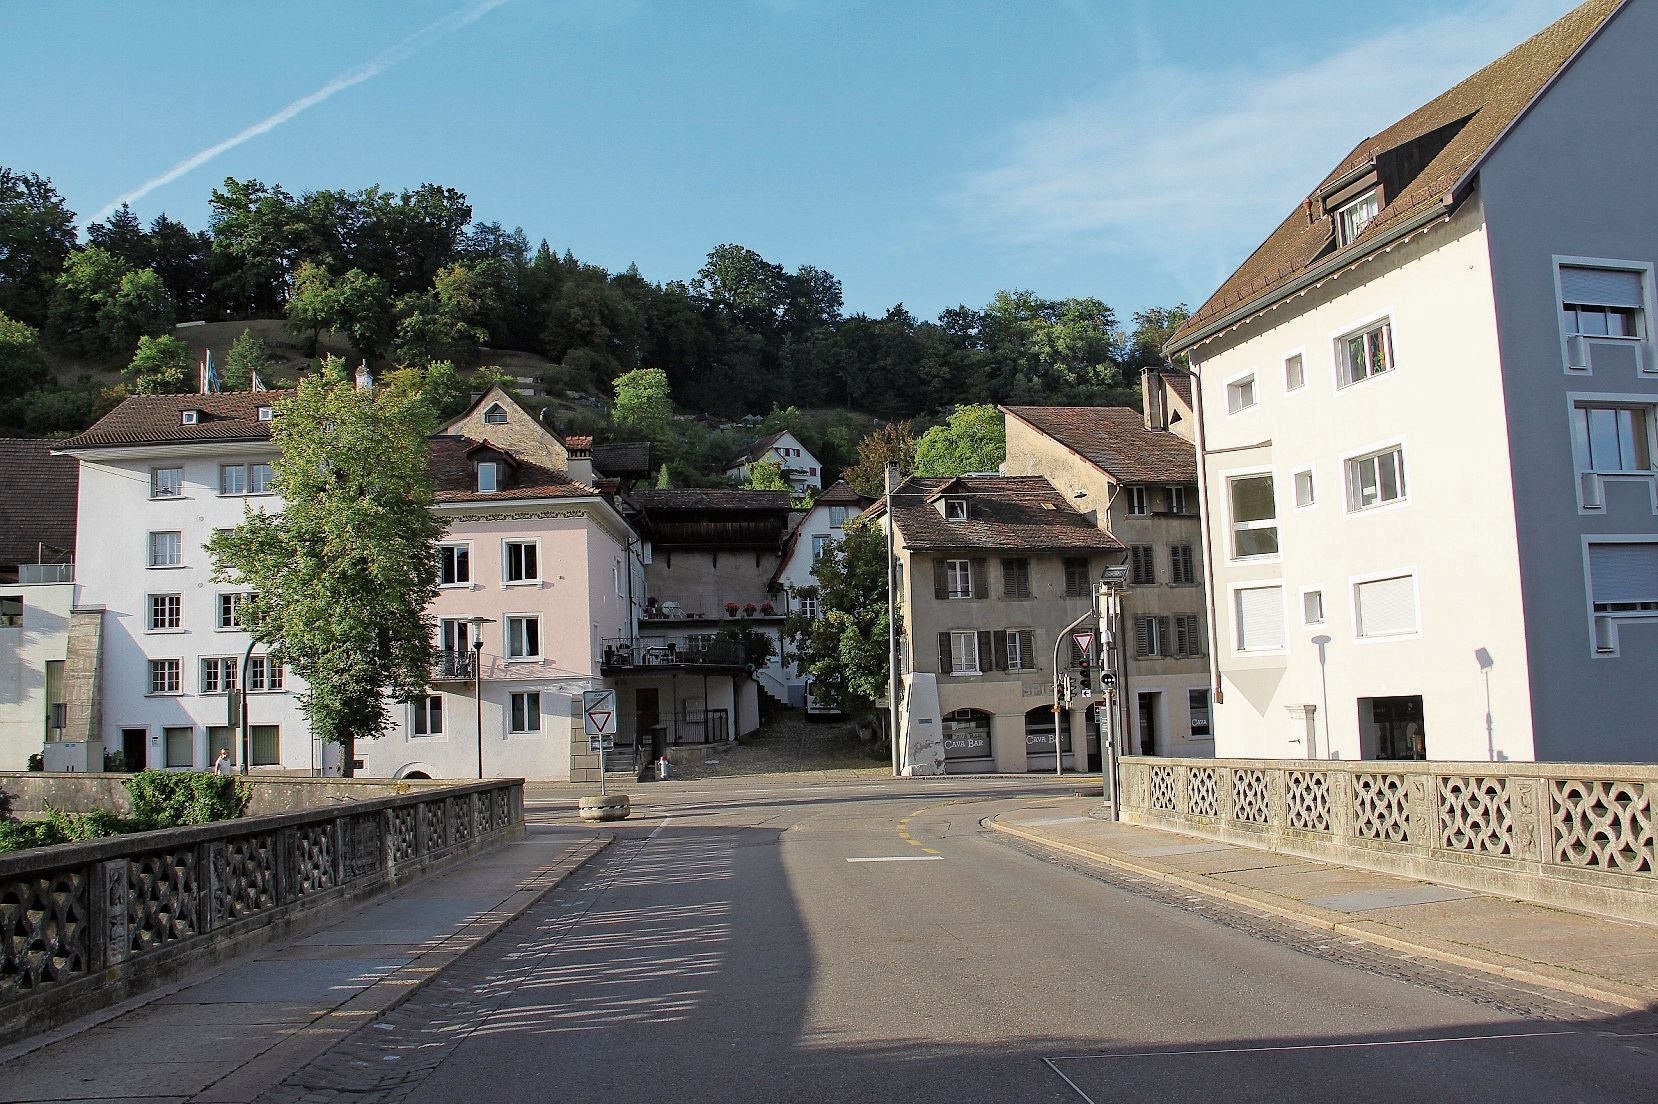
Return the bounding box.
[469,616,495,780]
[1097,564,1129,818]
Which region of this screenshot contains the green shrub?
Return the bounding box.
[124,770,250,830]
[0,819,59,852]
[43,805,126,842]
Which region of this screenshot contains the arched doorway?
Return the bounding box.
[1023,706,1073,771]
[941,709,993,773]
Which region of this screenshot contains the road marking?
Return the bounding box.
[847,856,944,863]
[1047,1028,1658,1062]
[647,816,675,839]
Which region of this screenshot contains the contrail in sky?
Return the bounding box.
[94,0,510,221]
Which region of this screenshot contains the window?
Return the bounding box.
[829,506,849,526]
[506,615,541,659]
[1284,353,1305,391]
[149,531,182,568]
[1229,475,1278,558]
[1126,487,1149,516]
[439,544,471,585]
[812,535,830,562]
[1338,319,1394,387]
[1167,485,1189,514]
[1588,543,1658,652]
[1134,616,1167,658]
[164,726,193,768]
[148,593,182,631]
[1004,628,1037,671]
[219,464,247,495]
[1173,614,1203,657]
[412,695,443,736]
[200,657,237,694]
[477,461,499,493]
[251,725,280,766]
[151,467,183,498]
[1226,374,1257,413]
[944,498,968,521]
[149,658,182,694]
[1346,446,1407,511]
[1336,189,1379,245]
[948,630,981,675]
[1063,558,1091,597]
[0,596,20,628]
[944,559,973,599]
[510,691,542,733]
[1170,543,1196,586]
[1355,575,1417,638]
[504,541,538,583]
[1002,558,1032,599]
[614,558,624,596]
[1188,689,1212,739]
[180,410,199,426]
[942,709,993,760]
[218,592,249,629]
[257,405,273,422]
[1303,589,1326,626]
[1560,265,1643,341]
[1294,469,1316,508]
[248,463,273,494]
[483,403,508,424]
[1572,402,1654,473]
[1235,586,1285,652]
[797,593,820,619]
[1129,545,1156,586]
[248,656,284,691]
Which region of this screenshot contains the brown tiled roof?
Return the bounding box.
[0,440,78,568]
[730,430,789,466]
[564,434,593,453]
[1168,0,1621,352]
[1002,406,1197,483]
[816,479,870,507]
[428,436,595,503]
[883,476,1119,553]
[630,489,792,512]
[592,441,651,477]
[58,391,290,449]
[1158,368,1192,407]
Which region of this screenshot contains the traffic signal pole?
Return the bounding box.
[1052,608,1096,778]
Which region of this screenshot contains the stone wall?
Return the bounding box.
[0,778,525,1044]
[1119,756,1657,925]
[0,772,462,818]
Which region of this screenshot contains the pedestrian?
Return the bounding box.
[213,748,234,776]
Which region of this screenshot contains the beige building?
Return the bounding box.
[1002,375,1212,756]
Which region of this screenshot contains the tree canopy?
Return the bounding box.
[913,404,1006,477]
[788,521,895,722]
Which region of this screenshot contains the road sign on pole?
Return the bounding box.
[1071,631,1095,665]
[582,690,617,736]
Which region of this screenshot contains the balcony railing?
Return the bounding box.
[601,637,748,670]
[430,650,477,680]
[17,563,73,585]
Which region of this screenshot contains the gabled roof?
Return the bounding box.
[878,476,1120,553]
[630,488,792,512]
[58,391,289,450]
[0,439,78,568]
[428,436,595,503]
[1002,406,1197,484]
[1167,0,1623,353]
[628,488,792,550]
[815,479,870,507]
[592,441,651,477]
[729,430,813,467]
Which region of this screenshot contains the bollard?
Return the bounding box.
[657,756,669,780]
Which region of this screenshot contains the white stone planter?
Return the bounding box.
[578,793,631,822]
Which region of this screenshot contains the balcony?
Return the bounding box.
[17,563,73,585]
[430,650,478,681]
[601,636,748,672]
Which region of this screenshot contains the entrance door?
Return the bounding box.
[636,688,660,757]
[1137,692,1160,756]
[120,728,147,771]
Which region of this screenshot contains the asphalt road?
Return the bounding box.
[261,778,1658,1103]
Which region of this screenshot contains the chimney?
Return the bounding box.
[1142,369,1166,431]
[564,434,595,486]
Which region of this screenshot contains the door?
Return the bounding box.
[439,618,473,673]
[636,688,660,756]
[1137,692,1160,756]
[120,728,147,771]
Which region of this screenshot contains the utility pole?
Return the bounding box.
[885,462,901,777]
[1097,565,1129,817]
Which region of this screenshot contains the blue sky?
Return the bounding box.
[3,0,1575,322]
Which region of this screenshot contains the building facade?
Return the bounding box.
[773,479,870,708]
[725,430,824,493]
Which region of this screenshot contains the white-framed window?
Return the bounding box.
[1337,318,1394,387]
[148,531,182,568]
[1234,585,1285,652]
[1302,589,1325,626]
[1126,487,1149,517]
[1228,474,1278,559]
[944,498,968,521]
[483,403,509,425]
[247,656,284,692]
[1188,689,1212,739]
[1284,352,1306,392]
[503,540,539,583]
[1294,469,1316,509]
[1004,628,1036,671]
[1587,542,1658,655]
[439,543,471,586]
[257,405,274,422]
[248,462,273,494]
[1129,544,1156,586]
[151,466,183,498]
[217,592,249,629]
[200,657,238,694]
[614,558,624,596]
[412,695,443,736]
[180,410,199,426]
[1226,373,1257,414]
[1170,543,1196,586]
[510,691,542,733]
[1560,264,1644,343]
[439,618,473,658]
[1336,189,1379,245]
[164,726,193,768]
[797,592,820,620]
[829,505,849,526]
[949,630,981,675]
[1167,485,1188,514]
[1354,574,1418,639]
[148,593,182,631]
[219,464,247,496]
[0,596,20,628]
[506,615,541,660]
[812,535,830,562]
[477,461,499,493]
[149,658,182,694]
[1572,400,1654,474]
[1346,446,1407,512]
[944,559,973,599]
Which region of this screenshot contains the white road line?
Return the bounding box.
[1047,1028,1658,1062]
[647,816,675,839]
[846,856,944,863]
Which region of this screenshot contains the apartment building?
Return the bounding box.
[725,430,824,493]
[1165,0,1656,762]
[773,479,871,707]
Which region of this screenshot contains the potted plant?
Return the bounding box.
[759,600,775,616]
[724,601,740,617]
[743,602,758,617]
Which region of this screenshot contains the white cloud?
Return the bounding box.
[947,0,1575,294]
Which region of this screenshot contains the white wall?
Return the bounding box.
[0,581,71,769]
[363,682,577,781]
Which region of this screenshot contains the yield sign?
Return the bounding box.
[582,689,618,736]
[1071,631,1095,664]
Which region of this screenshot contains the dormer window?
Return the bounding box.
[477,461,499,493]
[483,404,508,425]
[1336,190,1379,246]
[257,406,273,422]
[944,498,968,521]
[181,410,200,426]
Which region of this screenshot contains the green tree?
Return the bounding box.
[286,262,393,359]
[843,420,917,498]
[0,167,78,327]
[612,366,672,438]
[745,457,789,491]
[913,405,1004,477]
[207,357,443,774]
[47,247,173,359]
[1127,303,1192,372]
[208,177,301,315]
[0,311,50,395]
[223,327,272,391]
[124,334,193,394]
[788,522,894,718]
[392,262,492,365]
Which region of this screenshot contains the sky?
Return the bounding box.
[2,0,1579,323]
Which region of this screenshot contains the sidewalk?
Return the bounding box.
[0,828,611,1104]
[989,797,1658,1012]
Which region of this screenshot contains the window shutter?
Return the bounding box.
[1157,617,1171,657]
[1236,586,1286,650]
[1355,575,1417,636]
[1134,617,1150,657]
[971,559,989,598]
[1588,543,1658,604]
[994,631,1010,671]
[1020,630,1037,669]
[976,630,993,671]
[1561,266,1643,308]
[933,560,948,600]
[938,632,953,674]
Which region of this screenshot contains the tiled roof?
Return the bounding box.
[564,434,593,452]
[592,441,651,477]
[1002,406,1197,483]
[1158,368,1192,407]
[730,430,789,466]
[58,391,290,449]
[630,489,792,512]
[882,476,1119,553]
[0,439,78,567]
[428,436,596,503]
[815,479,870,507]
[1168,0,1621,352]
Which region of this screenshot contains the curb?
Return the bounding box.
[987,816,1655,1013]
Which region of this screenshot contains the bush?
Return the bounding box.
[26,753,43,772]
[124,770,250,830]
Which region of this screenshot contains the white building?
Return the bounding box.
[725,430,823,493]
[1166,0,1656,763]
[771,480,870,707]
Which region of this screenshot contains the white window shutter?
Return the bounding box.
[1235,587,1285,650]
[1561,266,1643,308]
[1589,543,1658,604]
[1355,575,1417,637]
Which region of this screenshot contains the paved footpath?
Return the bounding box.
[0,827,610,1104]
[990,796,1658,1011]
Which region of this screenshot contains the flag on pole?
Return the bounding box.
[355,360,374,391]
[202,349,222,394]
[249,369,267,392]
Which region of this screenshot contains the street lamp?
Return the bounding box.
[469,616,495,779]
[1097,562,1129,818]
